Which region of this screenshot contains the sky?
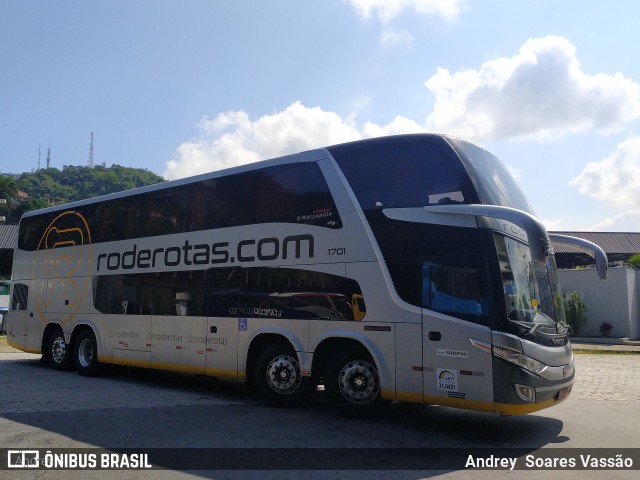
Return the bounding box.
[2,0,640,232]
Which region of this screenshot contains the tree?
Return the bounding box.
[9,164,165,221]
[626,253,640,269]
[16,169,76,202]
[9,197,49,223]
[0,174,20,222]
[563,290,588,336]
[0,174,19,202]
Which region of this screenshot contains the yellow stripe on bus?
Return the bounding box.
[391,390,568,416]
[101,354,243,380]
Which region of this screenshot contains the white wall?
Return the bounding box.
[558,267,639,339]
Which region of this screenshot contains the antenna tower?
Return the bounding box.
[46,141,51,169]
[88,132,95,167]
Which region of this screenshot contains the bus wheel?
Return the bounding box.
[325,347,389,417]
[45,327,72,371]
[74,329,100,377]
[254,342,314,407]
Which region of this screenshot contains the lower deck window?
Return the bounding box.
[93,267,366,321]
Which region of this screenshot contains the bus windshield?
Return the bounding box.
[495,234,566,334]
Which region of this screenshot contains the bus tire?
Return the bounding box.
[254,341,314,407]
[325,347,389,417]
[44,327,72,371]
[74,329,100,377]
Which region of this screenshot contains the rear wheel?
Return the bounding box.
[74,329,100,376]
[254,341,315,407]
[325,347,390,417]
[44,327,72,371]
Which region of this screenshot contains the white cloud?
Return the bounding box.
[165,102,358,179]
[425,36,640,142]
[167,34,640,210]
[586,210,640,231]
[164,102,425,180]
[362,115,424,137]
[541,218,566,231]
[380,28,414,47]
[570,136,640,209]
[345,0,466,22]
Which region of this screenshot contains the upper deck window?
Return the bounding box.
[448,138,535,214]
[18,161,341,251]
[329,136,479,212]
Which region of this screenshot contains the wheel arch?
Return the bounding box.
[70,321,100,348]
[42,321,102,354]
[245,332,299,387]
[311,333,392,392]
[41,323,61,351]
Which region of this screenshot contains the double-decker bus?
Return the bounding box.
[6,134,607,416]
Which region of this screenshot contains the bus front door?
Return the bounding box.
[421,261,495,412]
[5,282,35,352]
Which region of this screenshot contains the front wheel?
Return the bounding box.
[254,341,315,407]
[44,327,72,371]
[325,347,390,417]
[74,329,100,376]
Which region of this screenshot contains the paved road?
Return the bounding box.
[1,352,638,414]
[0,352,638,479]
[570,354,640,401]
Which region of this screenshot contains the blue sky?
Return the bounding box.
[2,0,640,232]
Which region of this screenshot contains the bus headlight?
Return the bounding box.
[493,345,547,375]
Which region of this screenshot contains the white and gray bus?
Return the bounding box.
[6,134,606,416]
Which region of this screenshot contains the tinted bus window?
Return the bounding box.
[11,283,29,311]
[449,138,535,214]
[422,256,491,320]
[19,162,341,251]
[370,217,498,327]
[251,163,341,227]
[94,267,366,321]
[329,136,478,212]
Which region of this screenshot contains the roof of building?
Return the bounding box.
[550,231,640,268]
[550,231,640,254]
[0,224,18,249]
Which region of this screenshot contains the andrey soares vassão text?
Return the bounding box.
[465,453,635,470]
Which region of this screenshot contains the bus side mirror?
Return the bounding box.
[549,234,608,280]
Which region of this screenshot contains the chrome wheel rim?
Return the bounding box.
[77,338,94,368]
[51,336,66,364]
[338,360,379,404]
[266,354,301,394]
